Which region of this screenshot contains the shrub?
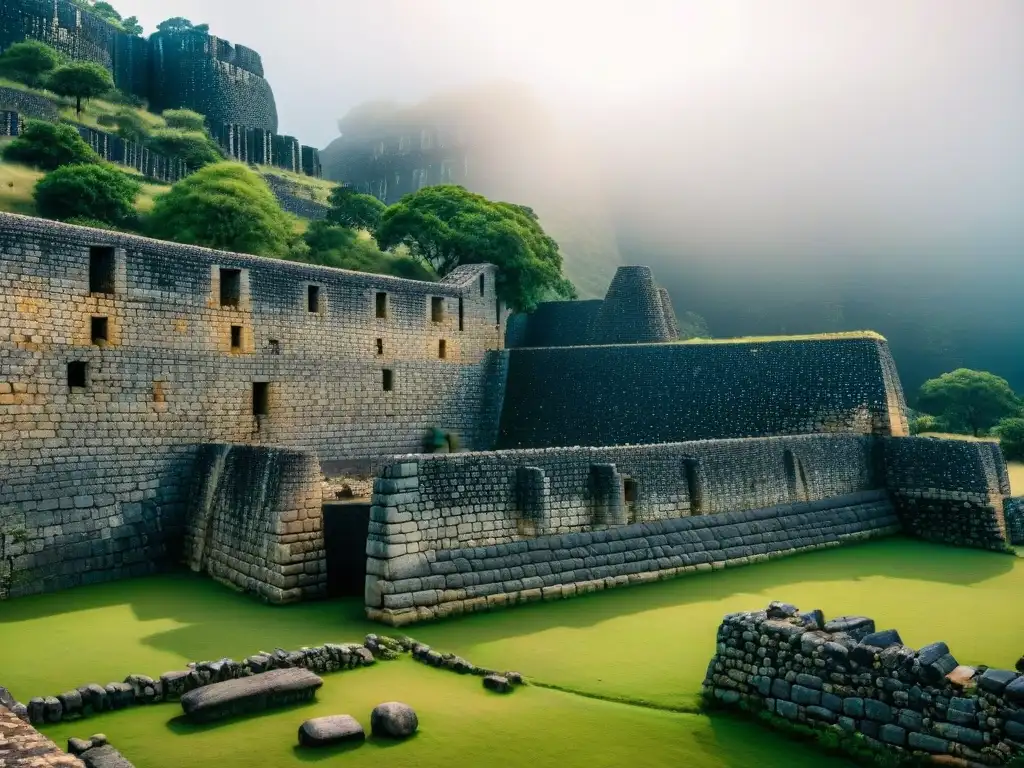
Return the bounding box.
[298,220,434,280]
[2,120,99,170]
[110,108,150,142]
[146,162,295,257]
[35,164,140,226]
[145,129,221,168]
[996,418,1024,462]
[47,62,114,115]
[161,108,206,132]
[909,413,944,436]
[0,41,62,87]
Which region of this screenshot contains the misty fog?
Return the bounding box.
[126,0,1024,390]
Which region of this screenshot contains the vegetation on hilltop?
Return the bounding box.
[47,62,114,116]
[34,163,140,226]
[915,369,1020,438]
[2,120,99,170]
[0,41,62,88]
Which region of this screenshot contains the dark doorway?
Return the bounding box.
[323,502,371,598]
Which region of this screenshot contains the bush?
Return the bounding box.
[146,162,295,257]
[996,418,1024,462]
[35,164,140,226]
[0,41,62,87]
[145,129,221,168]
[2,120,99,170]
[162,108,206,132]
[909,413,944,436]
[110,108,150,142]
[299,220,434,280]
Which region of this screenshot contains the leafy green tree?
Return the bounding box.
[0,41,62,87]
[162,109,206,133]
[2,120,98,170]
[298,220,434,280]
[156,17,195,33]
[35,164,139,226]
[326,185,386,232]
[47,62,114,116]
[122,16,143,36]
[995,418,1024,462]
[375,185,575,312]
[146,162,295,257]
[146,129,221,168]
[917,369,1021,437]
[90,1,122,24]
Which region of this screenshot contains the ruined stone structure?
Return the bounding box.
[0,0,321,177]
[0,212,1016,631]
[704,602,1024,765]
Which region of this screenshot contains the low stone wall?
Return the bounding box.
[0,705,82,766]
[0,87,59,121]
[704,602,1024,765]
[264,176,329,221]
[884,438,1010,551]
[183,444,326,604]
[0,109,19,136]
[366,488,900,626]
[72,124,190,184]
[1005,498,1024,545]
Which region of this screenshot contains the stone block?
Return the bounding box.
[879,724,906,746]
[864,699,893,723]
[298,715,365,747]
[180,668,323,723]
[908,732,949,753]
[978,668,1018,695]
[842,697,865,718]
[775,699,799,720]
[791,685,820,706]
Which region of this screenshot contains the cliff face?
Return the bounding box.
[0,0,279,132]
[320,86,624,298]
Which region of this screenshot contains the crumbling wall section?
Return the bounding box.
[704,602,1024,765]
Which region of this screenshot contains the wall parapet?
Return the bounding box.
[703,602,1024,765]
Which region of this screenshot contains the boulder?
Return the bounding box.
[68,737,93,755]
[298,715,365,747]
[79,744,134,768]
[483,675,512,694]
[370,702,418,739]
[180,668,323,723]
[0,686,15,709]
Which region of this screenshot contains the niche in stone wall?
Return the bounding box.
[90,316,109,346]
[431,296,445,323]
[230,325,242,352]
[479,274,485,296]
[376,338,384,356]
[682,457,704,514]
[438,339,447,359]
[623,477,639,523]
[783,449,810,502]
[67,361,88,390]
[375,292,388,319]
[307,285,321,314]
[89,246,115,295]
[220,268,242,308]
[252,381,270,418]
[382,369,394,392]
[458,298,464,331]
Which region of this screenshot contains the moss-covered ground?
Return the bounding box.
[3,538,1024,766]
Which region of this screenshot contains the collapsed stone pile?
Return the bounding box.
[703,602,1024,765]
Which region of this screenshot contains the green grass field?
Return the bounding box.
[3,538,1024,767]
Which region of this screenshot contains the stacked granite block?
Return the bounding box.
[704,602,1024,765]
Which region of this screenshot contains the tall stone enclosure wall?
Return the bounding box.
[497,337,910,450]
[184,444,325,603]
[0,213,504,599]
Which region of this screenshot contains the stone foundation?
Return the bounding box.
[0,706,82,767]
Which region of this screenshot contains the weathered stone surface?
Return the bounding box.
[297,715,365,747]
[79,745,133,768]
[861,629,902,648]
[0,706,82,767]
[370,702,418,739]
[978,668,1018,695]
[823,616,875,640]
[180,669,323,723]
[483,675,512,694]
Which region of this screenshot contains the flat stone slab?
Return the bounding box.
[180,668,323,723]
[298,715,365,747]
[79,745,134,768]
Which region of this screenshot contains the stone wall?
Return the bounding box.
[263,175,330,222]
[884,437,1010,551]
[1005,498,1024,545]
[0,86,59,121]
[704,602,1024,765]
[362,434,897,625]
[0,213,504,598]
[72,123,190,184]
[0,110,19,136]
[184,444,325,603]
[0,705,82,767]
[497,336,909,450]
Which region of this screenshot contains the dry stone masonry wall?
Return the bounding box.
[497,337,909,450]
[704,602,1024,765]
[0,213,504,598]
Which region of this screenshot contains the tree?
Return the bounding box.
[917,369,1021,437]
[47,62,114,116]
[375,185,576,312]
[90,2,122,24]
[995,418,1024,462]
[0,41,62,87]
[162,108,206,133]
[146,129,221,168]
[326,185,386,232]
[146,162,295,257]
[298,220,434,280]
[156,17,194,34]
[2,120,98,170]
[122,16,143,36]
[35,164,139,226]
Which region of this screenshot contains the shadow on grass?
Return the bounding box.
[165,699,321,736]
[704,710,859,767]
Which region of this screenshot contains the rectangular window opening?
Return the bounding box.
[89,246,115,294]
[382,369,394,392]
[623,477,638,524]
[220,268,241,308]
[431,296,445,323]
[307,285,321,313]
[479,274,485,296]
[458,298,464,331]
[683,458,703,515]
[375,292,388,319]
[90,316,108,345]
[376,338,384,356]
[268,339,280,355]
[438,339,447,359]
[495,296,502,325]
[252,382,269,416]
[67,361,87,389]
[230,325,242,351]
